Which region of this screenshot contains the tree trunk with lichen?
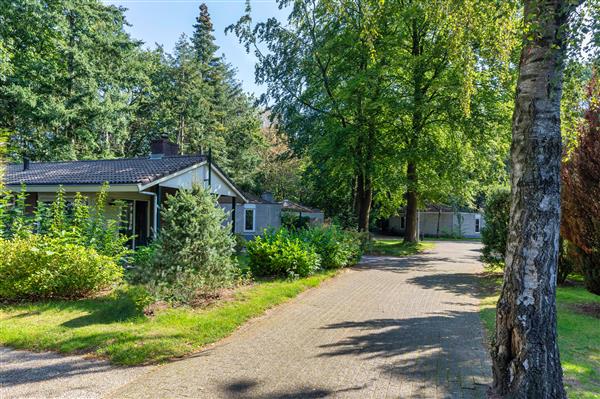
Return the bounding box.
[490,0,576,397]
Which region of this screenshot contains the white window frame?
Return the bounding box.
[243,204,256,232]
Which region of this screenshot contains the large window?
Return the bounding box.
[244,207,255,232]
[475,217,481,233]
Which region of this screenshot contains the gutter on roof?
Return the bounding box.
[4,184,140,193]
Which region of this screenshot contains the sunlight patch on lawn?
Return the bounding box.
[368,239,434,257]
[0,271,337,366]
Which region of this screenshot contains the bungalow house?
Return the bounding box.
[383,205,485,239]
[4,138,323,247]
[223,192,282,240]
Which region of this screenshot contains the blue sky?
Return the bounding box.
[105,0,289,96]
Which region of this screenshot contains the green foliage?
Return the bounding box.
[481,188,511,263]
[135,185,237,302]
[558,238,576,285]
[0,184,130,260]
[0,234,122,300]
[281,212,310,230]
[247,229,321,278]
[298,225,364,269]
[228,0,519,229]
[0,1,264,190]
[246,225,365,276]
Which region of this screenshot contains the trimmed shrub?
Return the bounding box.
[299,225,364,269]
[247,229,320,277]
[481,188,511,262]
[0,234,123,300]
[135,185,237,301]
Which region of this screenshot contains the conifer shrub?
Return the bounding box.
[134,185,237,302]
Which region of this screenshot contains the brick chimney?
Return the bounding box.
[150,135,179,158]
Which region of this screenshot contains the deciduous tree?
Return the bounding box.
[491,0,583,396]
[561,73,600,295]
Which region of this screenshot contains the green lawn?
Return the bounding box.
[0,270,337,366]
[480,274,600,399]
[368,239,435,257]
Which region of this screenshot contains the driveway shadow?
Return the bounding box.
[318,312,490,397]
[220,378,364,399]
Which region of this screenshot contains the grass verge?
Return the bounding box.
[479,273,600,399]
[368,239,434,257]
[0,270,338,366]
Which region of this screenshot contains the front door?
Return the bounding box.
[134,200,149,247]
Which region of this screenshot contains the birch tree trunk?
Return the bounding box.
[490,0,577,397]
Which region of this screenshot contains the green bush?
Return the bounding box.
[281,212,310,229]
[126,243,158,283]
[247,229,320,277]
[136,185,237,302]
[298,225,364,269]
[481,188,511,262]
[0,183,130,260]
[0,234,123,300]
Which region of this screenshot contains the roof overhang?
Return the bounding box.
[5,160,248,203]
[5,183,140,193]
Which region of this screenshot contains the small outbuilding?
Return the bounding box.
[383,205,484,239]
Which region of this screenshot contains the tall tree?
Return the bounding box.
[386,0,518,242]
[191,3,264,189]
[490,1,582,396]
[229,0,517,231]
[229,0,402,230]
[0,1,142,160]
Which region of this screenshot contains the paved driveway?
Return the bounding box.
[1,241,491,399]
[112,241,490,398]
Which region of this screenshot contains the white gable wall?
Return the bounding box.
[157,164,238,198]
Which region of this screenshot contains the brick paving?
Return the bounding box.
[110,241,491,399]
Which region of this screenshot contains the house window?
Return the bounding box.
[244,207,255,232]
[400,216,406,229]
[475,217,481,233]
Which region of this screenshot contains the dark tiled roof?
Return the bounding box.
[281,200,322,213]
[4,155,207,186]
[242,192,280,204]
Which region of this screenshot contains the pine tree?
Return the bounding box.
[190,3,264,188]
[192,3,219,67]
